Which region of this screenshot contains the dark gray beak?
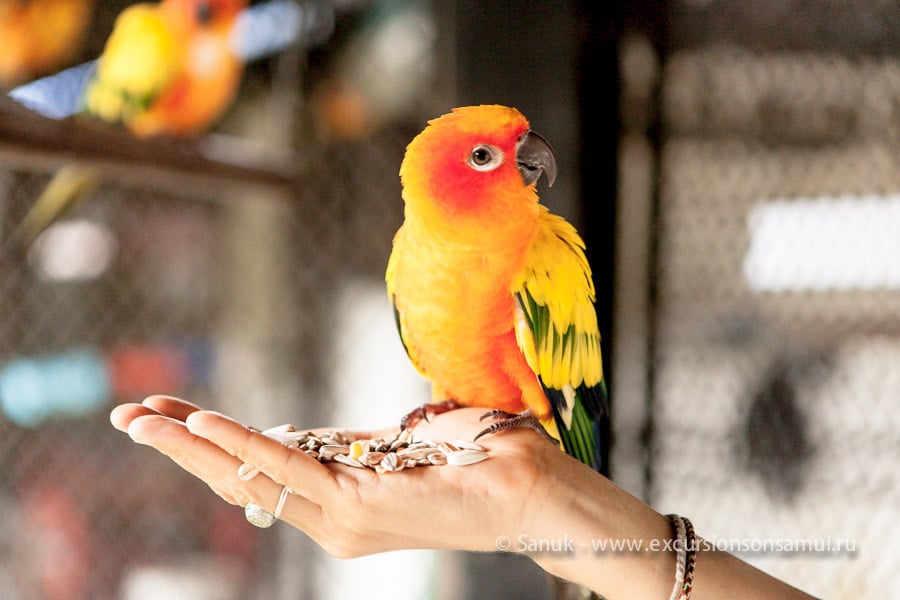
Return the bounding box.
[516,130,557,187]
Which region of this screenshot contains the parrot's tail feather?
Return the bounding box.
[18,165,101,248]
[545,380,607,472]
[548,573,601,599]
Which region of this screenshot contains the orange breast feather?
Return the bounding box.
[390,219,551,419]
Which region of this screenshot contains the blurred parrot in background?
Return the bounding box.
[387,105,608,472]
[0,0,94,88]
[17,0,246,247]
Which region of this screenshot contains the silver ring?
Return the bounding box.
[244,486,292,528]
[245,503,277,528]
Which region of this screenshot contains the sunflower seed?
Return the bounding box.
[437,442,458,456]
[406,441,434,450]
[237,463,260,480]
[261,423,296,435]
[379,453,404,472]
[396,447,434,460]
[446,449,489,466]
[453,439,485,451]
[360,451,385,466]
[252,421,490,474]
[333,453,366,468]
[259,424,308,445]
[427,451,448,465]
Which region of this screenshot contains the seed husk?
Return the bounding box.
[396,447,434,460]
[453,439,485,451]
[240,423,490,480]
[379,453,404,472]
[360,451,386,466]
[333,453,366,468]
[237,463,260,480]
[446,449,489,466]
[427,452,448,465]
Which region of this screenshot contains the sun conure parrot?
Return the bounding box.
[0,0,94,88]
[17,0,246,247]
[386,105,608,471]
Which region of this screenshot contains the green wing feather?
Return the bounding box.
[513,207,608,470]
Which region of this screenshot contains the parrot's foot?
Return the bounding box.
[474,409,556,444]
[400,399,463,431]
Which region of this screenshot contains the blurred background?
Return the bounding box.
[0,0,898,598]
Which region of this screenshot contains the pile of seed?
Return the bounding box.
[249,424,489,474]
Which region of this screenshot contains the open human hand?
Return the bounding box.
[110,395,567,558]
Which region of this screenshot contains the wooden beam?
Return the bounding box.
[0,95,298,201]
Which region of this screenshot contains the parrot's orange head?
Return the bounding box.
[400,105,557,221]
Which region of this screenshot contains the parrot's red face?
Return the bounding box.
[400,105,557,217]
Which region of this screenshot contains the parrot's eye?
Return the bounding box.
[468,145,503,172]
[196,1,214,23]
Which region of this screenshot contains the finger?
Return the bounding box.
[128,413,332,534]
[127,413,232,473]
[185,410,341,505]
[125,414,270,506]
[142,395,203,422]
[110,402,164,432]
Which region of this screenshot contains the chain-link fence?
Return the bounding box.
[638,41,899,600]
[0,171,274,599]
[0,104,438,600]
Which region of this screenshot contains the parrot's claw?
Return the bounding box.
[400,399,462,431]
[474,409,556,445]
[478,409,519,422]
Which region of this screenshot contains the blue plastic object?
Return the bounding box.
[0,348,110,427]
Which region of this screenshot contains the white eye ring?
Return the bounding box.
[468,144,504,172]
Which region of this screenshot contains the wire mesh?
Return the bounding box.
[650,46,900,599]
[0,98,441,597]
[0,136,411,599]
[0,173,268,599]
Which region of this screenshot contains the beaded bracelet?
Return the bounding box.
[667,515,686,600]
[666,514,696,600]
[680,516,696,600]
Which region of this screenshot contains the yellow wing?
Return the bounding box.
[513,206,603,390]
[512,206,607,469]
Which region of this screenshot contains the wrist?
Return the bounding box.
[512,452,676,599]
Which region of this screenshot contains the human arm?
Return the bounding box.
[110,396,814,600]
